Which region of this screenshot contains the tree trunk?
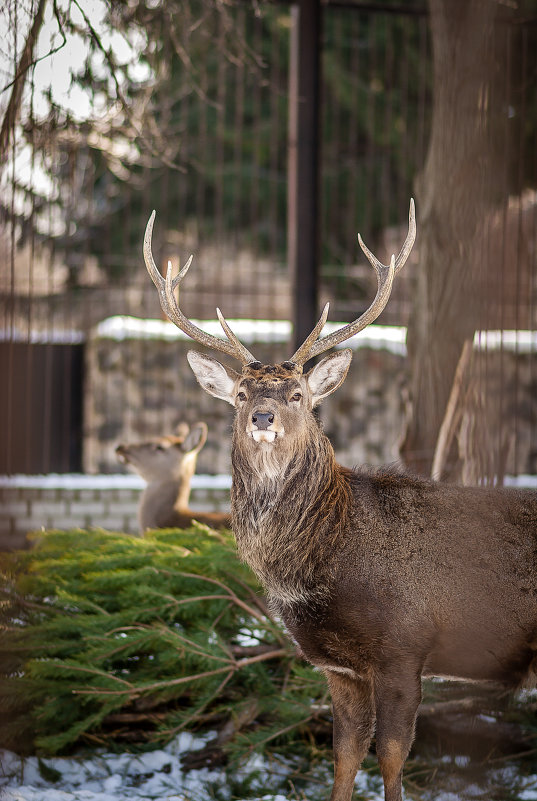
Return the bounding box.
[401,0,509,476]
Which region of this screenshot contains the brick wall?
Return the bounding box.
[0,476,231,551]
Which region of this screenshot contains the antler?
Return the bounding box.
[144,211,256,364]
[290,198,416,365]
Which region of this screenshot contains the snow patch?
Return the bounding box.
[0,474,232,491]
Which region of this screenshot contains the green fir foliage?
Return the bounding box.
[0,526,329,760]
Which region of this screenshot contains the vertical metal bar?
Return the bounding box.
[5,0,18,473]
[251,13,263,319]
[497,20,512,482]
[24,77,37,473]
[233,6,245,254]
[365,12,377,234]
[513,23,528,478]
[381,14,394,236]
[346,12,360,260]
[288,0,321,356]
[269,15,281,266]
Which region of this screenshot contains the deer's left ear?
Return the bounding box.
[306,349,352,406]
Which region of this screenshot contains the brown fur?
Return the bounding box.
[116,422,230,533]
[186,351,537,801]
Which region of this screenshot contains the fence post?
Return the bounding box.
[288,0,321,356]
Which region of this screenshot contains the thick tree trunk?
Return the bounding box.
[401,0,508,475]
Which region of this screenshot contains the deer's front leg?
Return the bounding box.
[326,670,375,801]
[374,667,422,801]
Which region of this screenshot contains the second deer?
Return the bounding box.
[116,422,231,533]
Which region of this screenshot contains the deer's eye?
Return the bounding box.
[290,392,302,402]
[154,444,165,451]
[237,391,247,402]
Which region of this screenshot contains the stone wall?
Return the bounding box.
[83,320,408,475]
[83,320,537,479]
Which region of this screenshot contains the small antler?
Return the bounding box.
[144,211,256,364]
[290,199,416,365]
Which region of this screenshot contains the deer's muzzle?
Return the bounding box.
[249,408,283,444]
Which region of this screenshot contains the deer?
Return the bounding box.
[116,421,231,533]
[143,200,537,801]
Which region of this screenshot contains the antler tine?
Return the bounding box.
[299,198,415,361]
[216,308,256,364]
[395,196,416,275]
[290,302,330,365]
[144,211,256,364]
[357,198,415,278]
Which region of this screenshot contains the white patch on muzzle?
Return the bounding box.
[251,430,277,443]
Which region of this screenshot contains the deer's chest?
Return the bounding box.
[278,594,388,679]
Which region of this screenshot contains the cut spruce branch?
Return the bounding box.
[69,648,289,699]
[0,526,322,757]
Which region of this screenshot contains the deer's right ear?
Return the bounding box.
[186,351,240,406]
[306,349,352,406]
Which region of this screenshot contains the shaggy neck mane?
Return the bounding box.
[230,420,354,606]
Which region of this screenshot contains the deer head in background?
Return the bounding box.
[116,422,230,533]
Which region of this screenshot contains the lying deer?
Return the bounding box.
[143,201,537,801]
[116,422,231,533]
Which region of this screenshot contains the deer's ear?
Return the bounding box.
[182,421,208,453]
[306,349,352,406]
[187,351,239,406]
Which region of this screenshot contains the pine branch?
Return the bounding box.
[72,648,288,698]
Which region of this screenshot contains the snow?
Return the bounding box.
[3,473,537,491]
[0,474,232,491]
[0,329,85,344]
[96,315,537,357]
[6,315,537,360]
[473,329,537,353]
[95,316,409,355]
[0,733,293,801]
[0,733,387,801]
[2,738,536,801]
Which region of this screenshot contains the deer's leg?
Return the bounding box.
[326,670,375,801]
[373,667,422,801]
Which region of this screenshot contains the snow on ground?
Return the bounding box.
[2,739,537,801]
[0,732,298,801]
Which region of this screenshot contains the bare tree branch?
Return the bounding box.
[0,0,49,166]
[70,0,187,173]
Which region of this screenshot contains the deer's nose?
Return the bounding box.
[252,411,274,430]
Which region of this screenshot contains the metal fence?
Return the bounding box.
[1,1,537,478]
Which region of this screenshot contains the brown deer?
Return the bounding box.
[143,201,537,801]
[116,422,231,533]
